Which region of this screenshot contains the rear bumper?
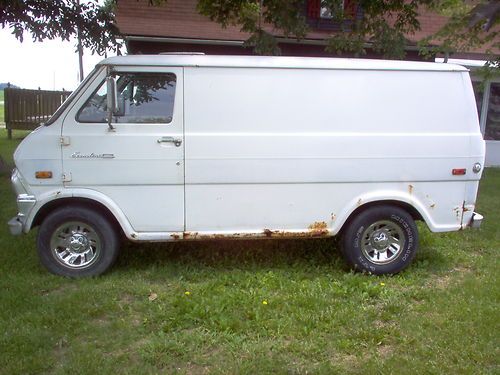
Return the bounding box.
[470,212,483,229]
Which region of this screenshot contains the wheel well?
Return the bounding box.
[32,198,124,236]
[339,200,424,234]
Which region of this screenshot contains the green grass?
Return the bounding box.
[0,128,499,374]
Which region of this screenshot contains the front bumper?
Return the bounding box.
[470,212,483,229]
[8,169,36,236]
[8,216,24,235]
[8,194,36,236]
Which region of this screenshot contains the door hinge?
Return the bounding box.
[62,172,72,182]
[60,136,71,146]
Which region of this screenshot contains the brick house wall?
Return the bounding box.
[115,0,494,60]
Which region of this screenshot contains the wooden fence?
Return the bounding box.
[5,86,71,139]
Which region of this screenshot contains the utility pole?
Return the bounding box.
[76,0,84,82]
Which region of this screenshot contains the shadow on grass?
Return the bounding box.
[113,227,453,279]
[115,237,345,273]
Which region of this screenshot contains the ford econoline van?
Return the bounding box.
[8,55,485,277]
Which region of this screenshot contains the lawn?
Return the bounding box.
[0,129,498,374]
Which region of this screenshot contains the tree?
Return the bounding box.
[196,0,442,58]
[1,0,497,64]
[195,0,499,63]
[0,0,120,55]
[420,0,499,73]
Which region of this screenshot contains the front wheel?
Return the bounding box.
[37,206,120,277]
[341,205,419,275]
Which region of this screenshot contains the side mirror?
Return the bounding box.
[106,76,118,131]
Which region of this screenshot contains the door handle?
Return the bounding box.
[157,137,182,147]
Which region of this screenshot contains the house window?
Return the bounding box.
[77,73,177,124]
[320,1,345,19]
[485,83,500,141]
[306,0,359,30]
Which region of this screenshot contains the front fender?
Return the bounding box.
[25,188,136,237]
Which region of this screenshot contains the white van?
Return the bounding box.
[8,55,485,277]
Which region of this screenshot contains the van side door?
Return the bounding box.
[61,66,184,233]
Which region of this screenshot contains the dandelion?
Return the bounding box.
[262,300,268,305]
[184,291,191,296]
[380,282,385,286]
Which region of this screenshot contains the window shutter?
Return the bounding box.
[307,0,321,19]
[344,0,357,18]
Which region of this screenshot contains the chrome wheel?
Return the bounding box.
[360,220,406,265]
[50,221,101,269]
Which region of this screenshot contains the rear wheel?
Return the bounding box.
[341,205,419,275]
[37,206,120,277]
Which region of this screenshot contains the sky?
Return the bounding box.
[0,28,113,91]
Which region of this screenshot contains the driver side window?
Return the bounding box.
[77,72,177,124]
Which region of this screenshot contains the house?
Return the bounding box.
[115,0,450,58]
[115,0,500,166]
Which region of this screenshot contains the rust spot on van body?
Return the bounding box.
[184,232,241,240]
[261,222,330,239]
[308,221,329,236]
[176,223,331,242]
[429,203,436,209]
[357,198,362,207]
[183,232,198,239]
[261,224,327,238]
[263,229,274,237]
[408,185,414,195]
[201,233,226,239]
[263,231,326,238]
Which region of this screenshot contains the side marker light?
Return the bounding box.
[35,171,53,179]
[452,169,466,176]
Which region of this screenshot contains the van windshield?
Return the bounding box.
[44,66,102,126]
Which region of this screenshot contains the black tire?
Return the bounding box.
[341,205,419,275]
[37,206,120,277]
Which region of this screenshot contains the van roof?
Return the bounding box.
[98,54,468,72]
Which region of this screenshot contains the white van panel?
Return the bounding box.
[184,134,472,183]
[184,67,479,233]
[13,125,63,188]
[185,68,471,134]
[185,181,466,234]
[60,67,185,232]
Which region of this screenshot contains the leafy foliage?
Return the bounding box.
[197,0,498,62]
[0,0,121,55]
[197,0,308,55]
[0,0,497,64]
[420,1,499,65]
[196,0,439,58]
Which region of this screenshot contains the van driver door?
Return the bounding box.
[61,66,184,233]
